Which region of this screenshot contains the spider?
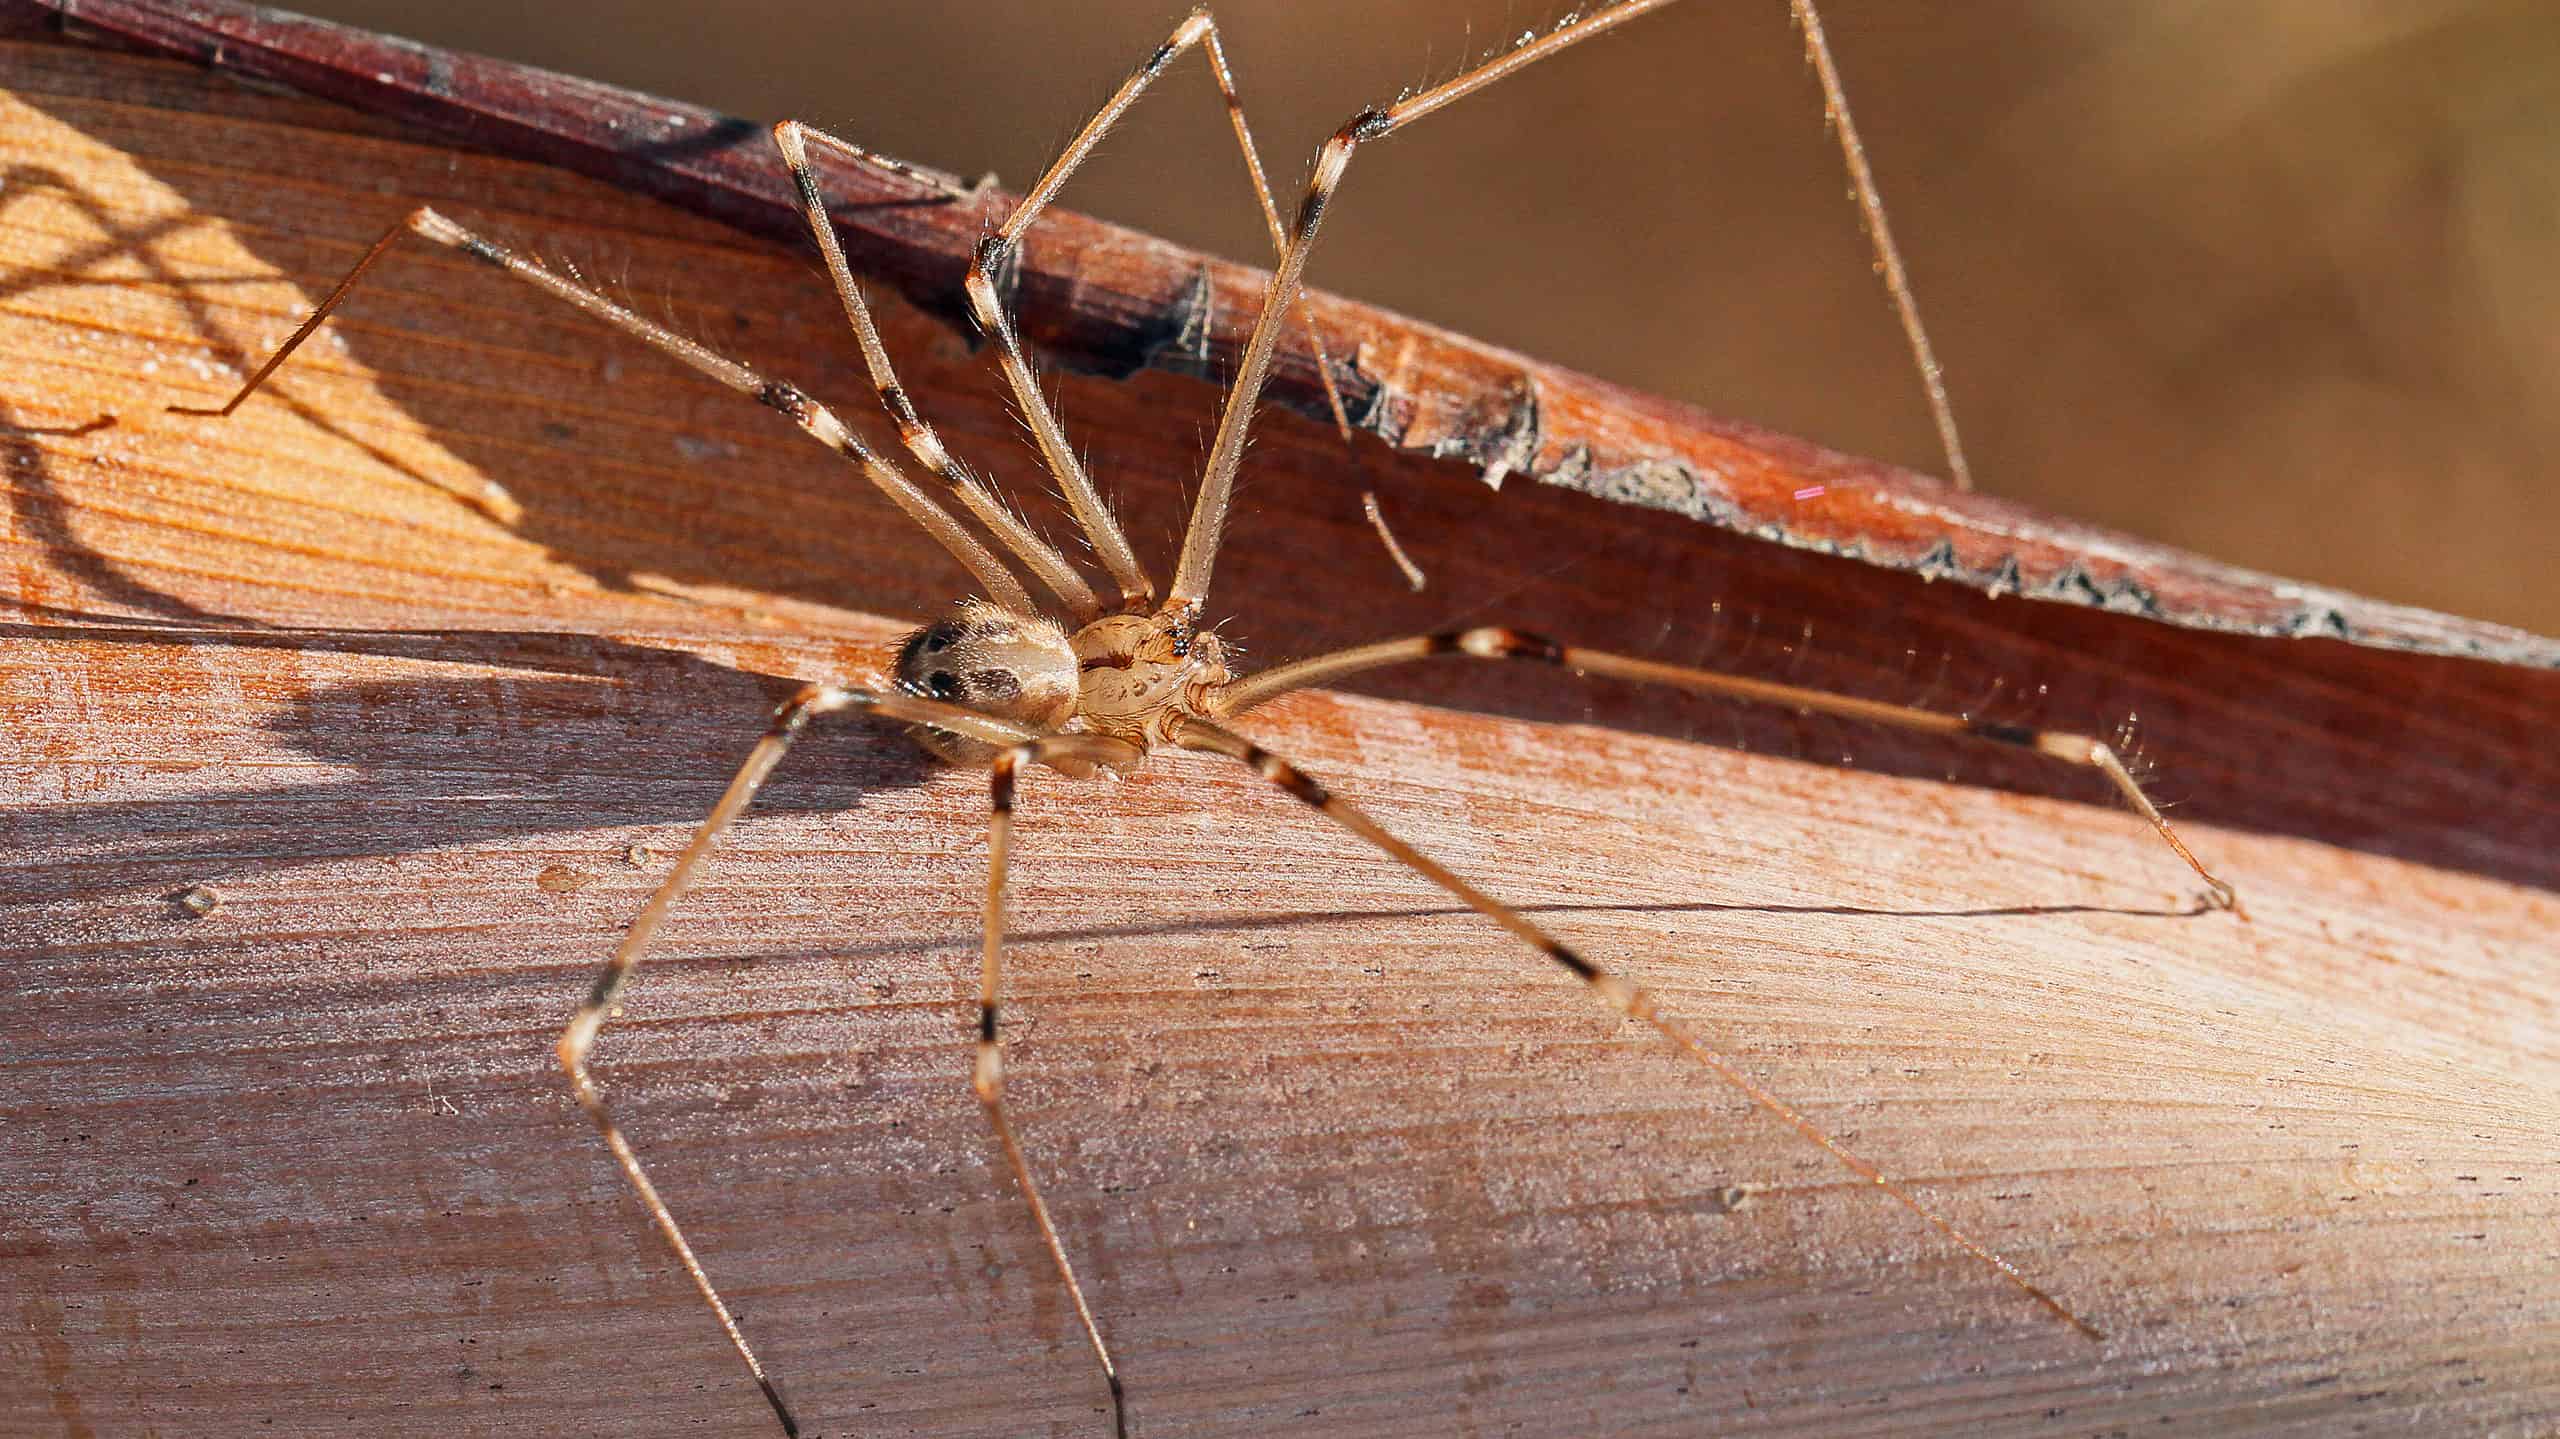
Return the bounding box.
[174,1,2237,1432]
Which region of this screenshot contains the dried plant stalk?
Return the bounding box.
[2,20,2555,1438]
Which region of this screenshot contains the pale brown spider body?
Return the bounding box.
[1064,609,1235,749]
[174,4,2240,1432]
[890,600,1233,768]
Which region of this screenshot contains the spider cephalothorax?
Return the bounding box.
[1067,608,1233,747]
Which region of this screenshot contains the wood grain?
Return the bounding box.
[3,27,2555,1439]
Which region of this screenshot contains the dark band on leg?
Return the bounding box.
[755,1376,798,1438]
[1243,741,1330,806]
[457,233,511,268]
[757,380,814,423]
[1543,939,1601,982]
[1966,719,2037,747]
[788,162,824,212]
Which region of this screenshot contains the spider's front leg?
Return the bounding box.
[163,204,1043,617]
[1213,629,2239,913]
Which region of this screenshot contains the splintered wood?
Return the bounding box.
[3,23,2556,1439]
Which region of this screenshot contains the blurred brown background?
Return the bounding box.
[279,0,2558,634]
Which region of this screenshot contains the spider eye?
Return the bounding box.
[925,670,960,700]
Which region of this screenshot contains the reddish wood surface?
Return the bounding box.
[28,0,2559,663]
[2,20,2555,1439]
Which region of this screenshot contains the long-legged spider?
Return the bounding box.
[175,2,2237,1432]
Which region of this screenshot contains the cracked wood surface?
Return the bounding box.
[3,22,2556,1439]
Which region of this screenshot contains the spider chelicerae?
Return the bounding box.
[175,1,2237,1432]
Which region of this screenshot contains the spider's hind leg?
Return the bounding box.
[1169,713,2105,1340]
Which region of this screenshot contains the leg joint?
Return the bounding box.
[771,683,856,733]
[1245,742,1329,805]
[757,379,814,423]
[1344,106,1394,142]
[1452,627,1564,663]
[408,206,507,270]
[1964,718,2039,748]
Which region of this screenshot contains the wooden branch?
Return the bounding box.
[3,18,2554,1439]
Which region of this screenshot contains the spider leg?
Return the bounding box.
[773,120,1104,621]
[968,8,1362,447]
[1172,0,1971,604]
[1182,9,1362,446]
[1169,714,2103,1340]
[1212,628,2239,912]
[165,205,1041,615]
[981,734,1150,1438]
[1171,0,1673,606]
[1789,0,1973,490]
[557,682,1039,1438]
[959,6,1355,611]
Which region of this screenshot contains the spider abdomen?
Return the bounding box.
[894,599,1079,764]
